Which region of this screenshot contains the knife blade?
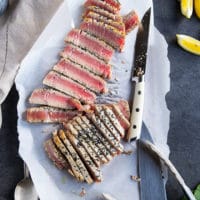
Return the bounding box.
[126,8,151,141]
[138,123,167,200]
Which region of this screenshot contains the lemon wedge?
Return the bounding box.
[194,0,200,18]
[180,0,193,18]
[176,34,200,55]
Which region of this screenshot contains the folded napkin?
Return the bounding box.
[0,0,63,104]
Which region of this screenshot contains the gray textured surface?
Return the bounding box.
[0,1,200,200]
[153,0,200,200]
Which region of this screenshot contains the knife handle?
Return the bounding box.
[127,79,145,141]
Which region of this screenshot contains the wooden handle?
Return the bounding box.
[127,80,145,141]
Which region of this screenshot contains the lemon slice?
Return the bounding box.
[176,34,200,55]
[180,0,193,18]
[194,0,200,18]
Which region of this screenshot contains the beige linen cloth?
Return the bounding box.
[0,0,63,105]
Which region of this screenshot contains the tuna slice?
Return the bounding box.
[26,106,81,123]
[84,0,119,14]
[111,104,130,130]
[85,11,125,33]
[52,131,84,182]
[123,10,139,34]
[58,130,93,184]
[83,6,123,23]
[29,88,83,110]
[65,130,102,182]
[80,18,125,51]
[115,100,130,120]
[53,59,107,94]
[43,71,96,104]
[65,29,114,62]
[44,139,72,171]
[102,0,121,11]
[61,44,111,79]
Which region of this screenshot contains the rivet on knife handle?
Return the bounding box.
[127,77,144,141]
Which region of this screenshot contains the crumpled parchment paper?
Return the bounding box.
[15,0,170,199]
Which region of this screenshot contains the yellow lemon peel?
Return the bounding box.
[180,0,193,18]
[177,34,200,55]
[194,0,200,18]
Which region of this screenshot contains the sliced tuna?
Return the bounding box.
[43,71,96,104]
[103,0,121,11]
[29,88,83,110]
[52,131,84,182]
[65,130,102,182]
[58,130,93,184]
[84,0,119,14]
[61,44,111,79]
[94,106,121,141]
[88,113,124,153]
[53,59,107,94]
[80,18,125,51]
[112,104,130,130]
[82,115,118,156]
[115,100,130,120]
[44,139,72,172]
[72,120,105,165]
[83,6,123,22]
[75,116,112,162]
[66,121,101,167]
[26,106,80,123]
[103,105,125,138]
[85,11,125,33]
[65,29,114,62]
[123,10,139,34]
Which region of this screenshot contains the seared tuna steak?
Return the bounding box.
[61,44,111,79]
[85,11,125,33]
[65,131,102,182]
[53,59,107,94]
[26,106,80,123]
[80,18,125,51]
[29,88,83,110]
[44,139,72,172]
[123,10,139,34]
[84,0,119,14]
[83,6,123,23]
[58,130,93,184]
[88,113,124,153]
[65,29,114,62]
[52,131,84,182]
[43,71,96,104]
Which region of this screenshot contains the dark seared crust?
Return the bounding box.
[82,115,118,156]
[83,6,123,22]
[44,139,72,172]
[72,120,103,166]
[84,0,119,14]
[65,130,102,182]
[52,131,84,182]
[58,130,93,184]
[87,113,124,153]
[66,121,101,167]
[75,116,111,163]
[85,11,125,33]
[94,105,121,141]
[102,105,125,138]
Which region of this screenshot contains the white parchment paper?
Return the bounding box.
[15,0,170,199]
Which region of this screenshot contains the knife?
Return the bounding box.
[126,8,151,141]
[139,123,196,200]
